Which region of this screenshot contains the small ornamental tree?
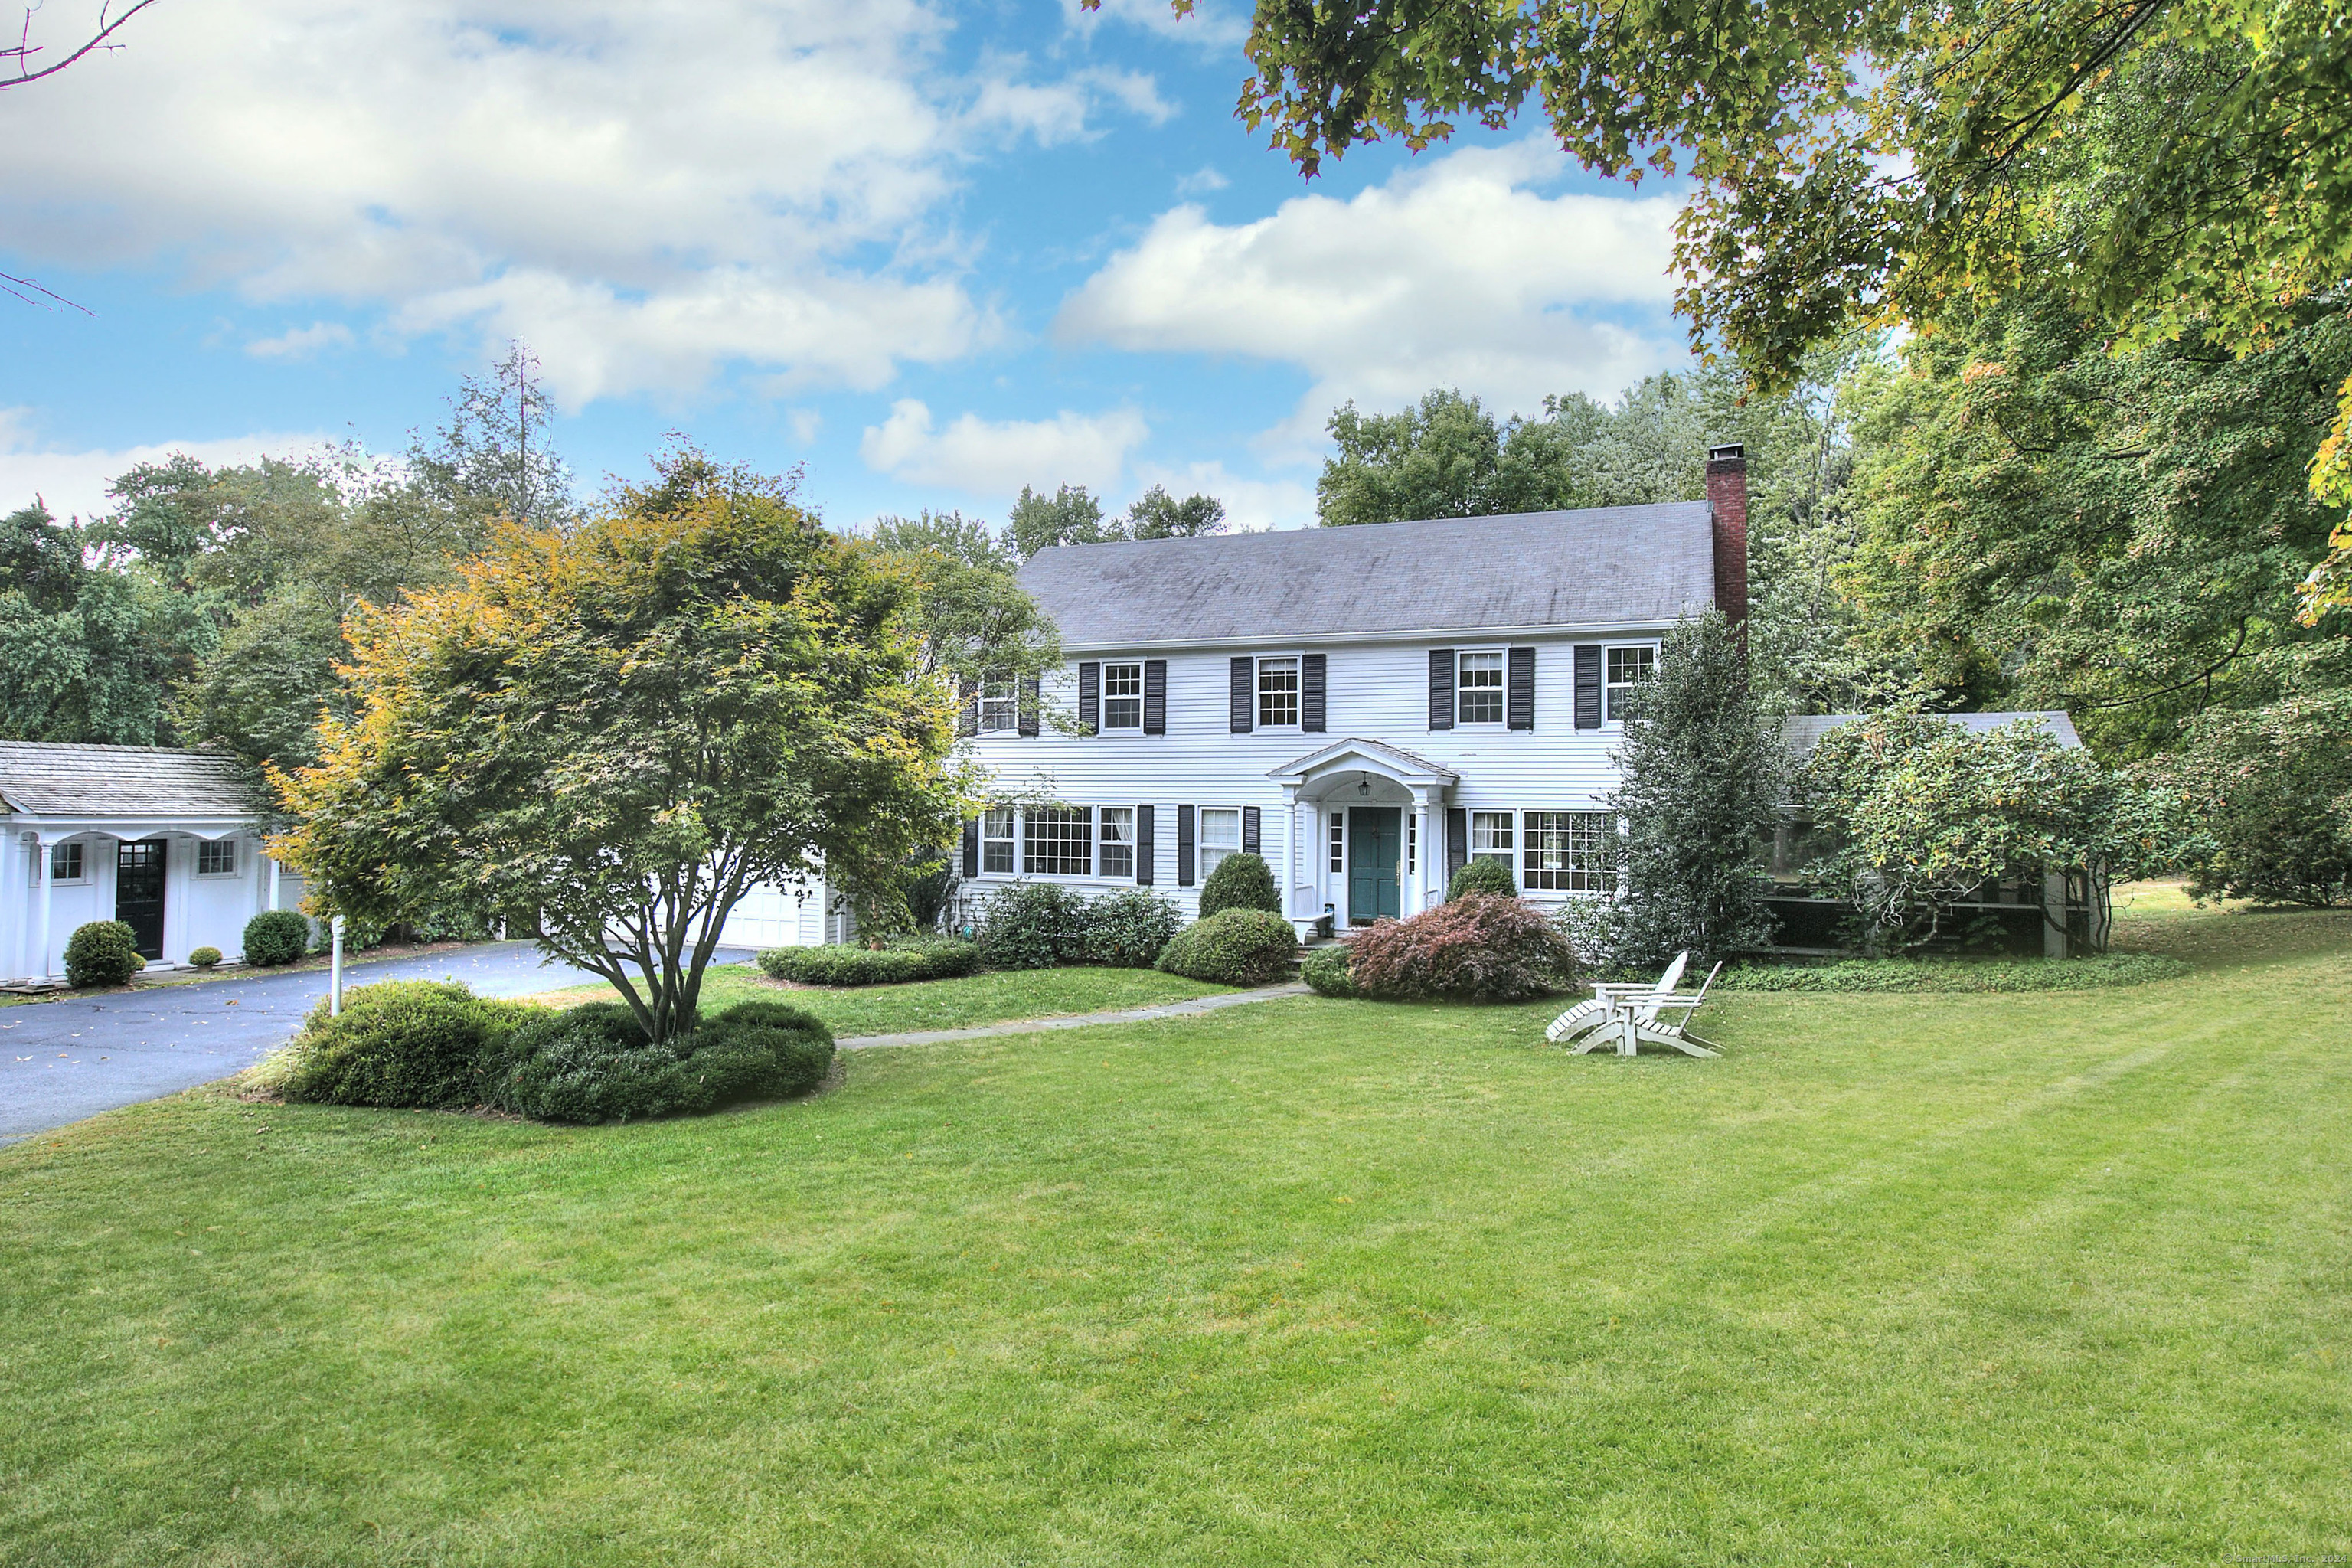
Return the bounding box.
[1198,851,1282,918]
[1802,712,2156,947]
[273,449,963,1044]
[2161,689,2352,906]
[1605,612,1784,965]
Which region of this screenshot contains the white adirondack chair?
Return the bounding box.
[1592,959,1725,1058]
[1546,951,1688,1046]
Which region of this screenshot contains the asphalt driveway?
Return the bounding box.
[0,942,756,1144]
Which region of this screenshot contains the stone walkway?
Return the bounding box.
[835,981,1310,1050]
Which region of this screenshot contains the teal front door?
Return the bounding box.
[1348,807,1402,924]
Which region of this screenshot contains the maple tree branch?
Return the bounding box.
[4,0,162,88]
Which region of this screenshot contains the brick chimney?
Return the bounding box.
[1706,443,1749,626]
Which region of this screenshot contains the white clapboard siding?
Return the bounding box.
[964,630,1658,920]
[717,873,834,950]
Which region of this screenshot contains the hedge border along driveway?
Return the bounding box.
[2,905,2347,1564]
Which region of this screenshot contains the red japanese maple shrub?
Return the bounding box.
[1346,893,1577,1002]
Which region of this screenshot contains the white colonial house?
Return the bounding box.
[2,741,308,984]
[948,447,1756,935]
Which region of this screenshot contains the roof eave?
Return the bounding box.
[1057,616,1690,655]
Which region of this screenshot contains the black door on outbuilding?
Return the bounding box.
[115,839,166,960]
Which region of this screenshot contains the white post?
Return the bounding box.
[266,852,280,913]
[33,838,55,983]
[1279,791,1296,918]
[330,914,345,1015]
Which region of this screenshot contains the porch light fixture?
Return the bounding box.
[1357,779,1370,797]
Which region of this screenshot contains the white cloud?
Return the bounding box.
[1056,140,1687,456]
[1174,165,1230,196]
[0,0,1137,404]
[860,399,1148,494]
[245,322,355,361]
[966,58,1174,147]
[0,410,335,523]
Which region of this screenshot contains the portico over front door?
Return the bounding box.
[1348,807,1401,924]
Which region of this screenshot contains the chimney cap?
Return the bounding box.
[1707,443,1746,464]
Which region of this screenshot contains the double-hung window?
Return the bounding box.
[981,807,1016,874]
[1024,806,1092,876]
[195,840,237,877]
[1102,662,1144,732]
[1524,811,1615,892]
[1457,651,1506,724]
[1605,646,1656,723]
[978,672,1020,733]
[1199,808,1242,877]
[1470,810,1514,866]
[1099,807,1135,879]
[49,842,84,884]
[1257,657,1300,728]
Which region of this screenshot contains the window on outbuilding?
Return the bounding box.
[196,840,238,876]
[1458,651,1505,724]
[49,842,84,883]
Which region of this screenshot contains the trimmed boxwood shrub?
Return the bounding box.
[1198,852,1282,919]
[1080,888,1184,968]
[975,881,1089,969]
[759,939,979,987]
[1302,942,1361,998]
[243,909,311,967]
[188,946,224,969]
[1446,857,1520,900]
[1349,893,1576,1001]
[280,980,530,1109]
[488,998,835,1124]
[1158,908,1298,986]
[64,921,143,988]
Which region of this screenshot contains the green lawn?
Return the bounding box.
[528,963,1236,1037]
[3,909,2347,1565]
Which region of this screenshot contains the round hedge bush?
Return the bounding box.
[279,980,528,1109]
[1446,856,1520,900]
[974,880,1089,969]
[64,921,143,988]
[1198,852,1282,919]
[188,946,224,969]
[487,999,835,1123]
[1301,942,1361,998]
[242,909,311,968]
[1080,887,1183,967]
[1158,907,1298,986]
[759,939,978,988]
[1348,893,1575,1001]
[682,1001,835,1104]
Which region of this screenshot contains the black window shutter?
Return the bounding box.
[962,816,979,878]
[1142,659,1167,735]
[1573,645,1602,729]
[1243,805,1260,855]
[1507,646,1536,730]
[1301,653,1326,733]
[1229,656,1254,733]
[1446,808,1468,884]
[1135,805,1155,884]
[1177,805,1196,886]
[1019,673,1041,737]
[1077,662,1100,733]
[956,675,977,738]
[1428,648,1455,730]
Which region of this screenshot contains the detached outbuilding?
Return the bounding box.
[1,741,305,985]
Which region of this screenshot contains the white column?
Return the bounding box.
[33,838,55,982]
[1408,793,1428,913]
[266,852,280,913]
[1279,789,1297,917]
[5,832,23,982]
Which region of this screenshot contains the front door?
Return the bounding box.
[115,839,166,960]
[1348,807,1402,924]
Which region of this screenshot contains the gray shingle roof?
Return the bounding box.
[0,742,262,818]
[1018,502,1717,646]
[1781,711,2083,757]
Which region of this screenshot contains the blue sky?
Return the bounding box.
[1,0,1693,533]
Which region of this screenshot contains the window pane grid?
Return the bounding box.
[979,675,1019,732]
[1200,808,1241,877]
[1524,811,1615,892]
[50,843,83,882]
[1459,652,1504,724]
[1470,810,1513,861]
[196,840,237,876]
[1024,807,1093,876]
[1099,807,1135,879]
[982,807,1016,874]
[1328,814,1344,872]
[1102,663,1143,730]
[1257,658,1299,727]
[1605,646,1655,722]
